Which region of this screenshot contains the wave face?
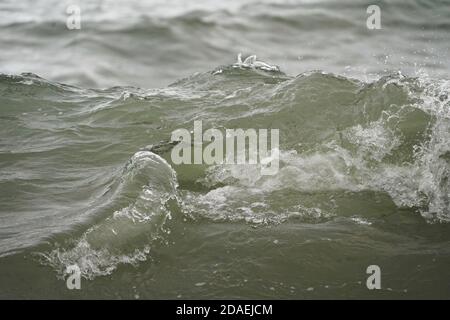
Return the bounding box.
[1,66,450,298]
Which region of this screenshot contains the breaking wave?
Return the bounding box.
[1,60,449,278]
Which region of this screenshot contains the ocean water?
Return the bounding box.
[0,0,450,299]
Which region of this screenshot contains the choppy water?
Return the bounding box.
[1,0,450,299]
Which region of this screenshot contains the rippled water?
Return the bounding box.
[1,0,450,299]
